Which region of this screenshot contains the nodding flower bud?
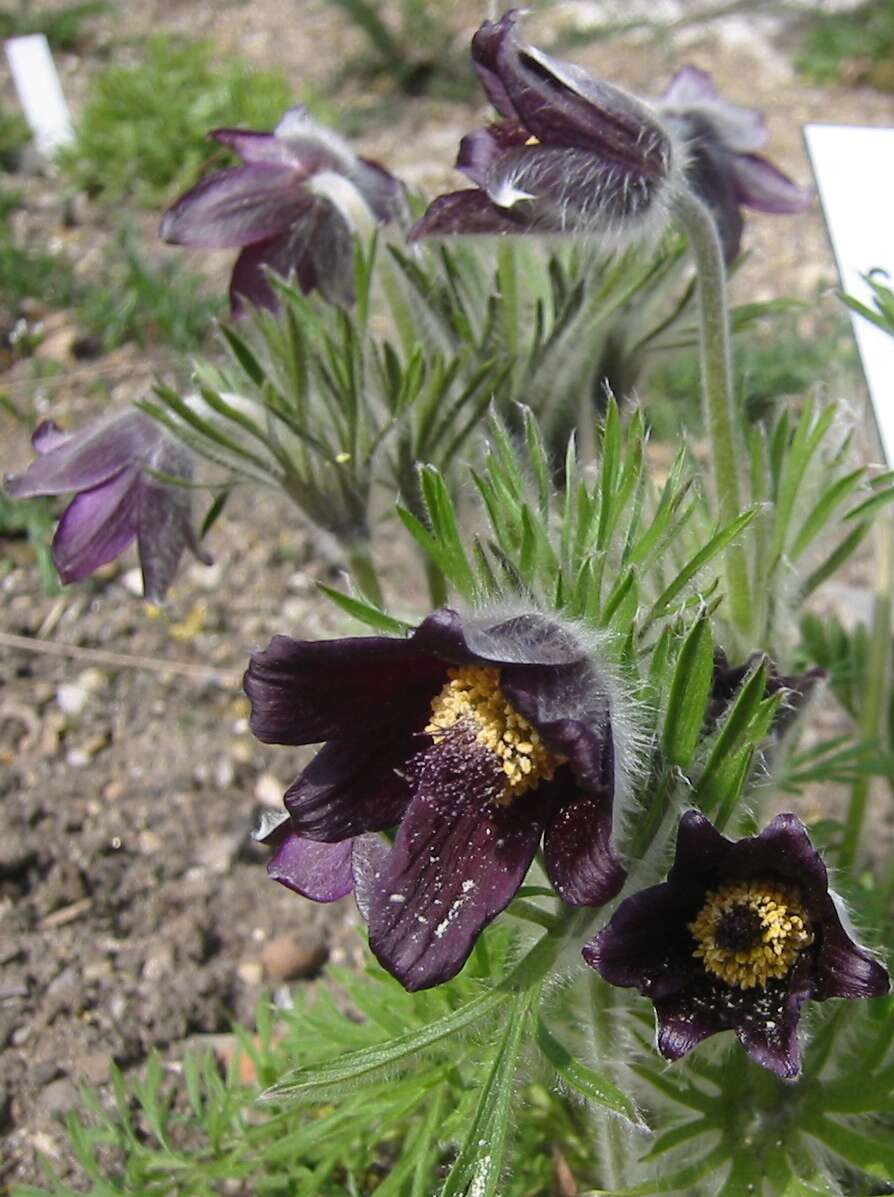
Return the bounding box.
[409,9,684,251]
[4,410,211,602]
[244,606,635,991]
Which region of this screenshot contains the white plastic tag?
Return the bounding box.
[805,124,894,466]
[4,33,74,156]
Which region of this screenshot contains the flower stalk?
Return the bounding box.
[671,186,753,637]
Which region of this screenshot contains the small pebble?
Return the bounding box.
[260,935,327,982]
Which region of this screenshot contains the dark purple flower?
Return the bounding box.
[4,411,210,602]
[244,607,627,991]
[656,66,813,263]
[409,10,679,246]
[707,649,826,735]
[583,811,889,1078]
[161,106,406,314]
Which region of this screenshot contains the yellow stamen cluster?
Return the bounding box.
[426,665,561,804]
[689,879,813,990]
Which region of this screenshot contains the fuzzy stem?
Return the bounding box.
[589,974,626,1189]
[671,188,753,638]
[501,906,594,993]
[841,516,893,870]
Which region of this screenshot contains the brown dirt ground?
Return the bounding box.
[1,0,893,1188]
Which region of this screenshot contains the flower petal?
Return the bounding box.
[267,831,354,902]
[284,733,416,840]
[662,65,718,106]
[814,895,890,1000]
[476,9,670,178]
[683,139,744,264]
[352,833,391,922]
[160,163,305,248]
[211,128,292,165]
[732,968,811,1078]
[367,772,551,990]
[543,783,625,907]
[654,991,727,1062]
[31,420,70,454]
[408,189,525,240]
[668,808,733,884]
[52,468,139,583]
[729,153,813,214]
[136,440,204,603]
[582,880,700,997]
[411,607,589,668]
[244,633,446,746]
[457,121,530,187]
[5,411,157,498]
[469,11,523,120]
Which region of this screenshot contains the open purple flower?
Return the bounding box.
[4,411,210,602]
[583,811,889,1078]
[656,66,813,263]
[244,607,627,991]
[409,10,680,246]
[161,106,406,314]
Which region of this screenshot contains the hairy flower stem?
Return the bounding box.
[501,906,595,993]
[672,188,753,638]
[589,974,626,1188]
[841,517,893,870]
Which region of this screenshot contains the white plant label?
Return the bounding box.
[805,124,894,466]
[4,33,74,156]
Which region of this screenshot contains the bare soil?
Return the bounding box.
[1,1,892,1187]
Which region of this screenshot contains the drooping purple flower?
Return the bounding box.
[161,106,406,314]
[409,10,680,246]
[583,811,889,1078]
[707,649,826,735]
[244,607,627,991]
[4,411,210,602]
[656,66,813,263]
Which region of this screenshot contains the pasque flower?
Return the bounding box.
[409,9,682,246]
[161,106,406,314]
[707,649,825,735]
[656,66,813,263]
[583,811,889,1078]
[245,607,628,991]
[4,411,210,602]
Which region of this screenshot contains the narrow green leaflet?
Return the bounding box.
[535,1017,642,1124]
[662,615,714,767]
[440,990,532,1197]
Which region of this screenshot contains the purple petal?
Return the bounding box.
[543,784,625,907]
[729,153,813,215]
[353,157,408,225]
[476,10,669,179]
[267,831,354,902]
[457,121,530,188]
[284,733,416,840]
[411,607,589,668]
[229,198,354,314]
[352,833,391,922]
[52,468,139,583]
[723,813,829,901]
[814,896,890,1000]
[211,127,293,166]
[732,965,811,1078]
[243,633,446,746]
[470,11,524,121]
[582,879,700,997]
[683,139,744,264]
[408,190,525,240]
[136,440,204,603]
[367,770,552,991]
[5,411,158,499]
[160,163,305,249]
[654,992,727,1062]
[661,65,718,106]
[31,420,70,454]
[668,809,734,883]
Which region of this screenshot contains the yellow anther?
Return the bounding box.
[524,135,540,146]
[689,879,813,990]
[426,665,562,803]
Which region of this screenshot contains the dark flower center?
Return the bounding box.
[689,878,813,990]
[425,665,561,805]
[713,904,763,952]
